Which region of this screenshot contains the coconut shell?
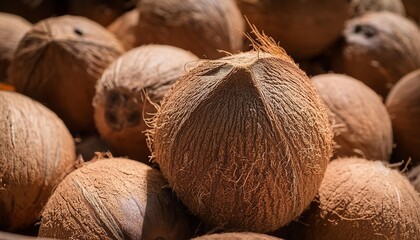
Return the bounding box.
[407,165,420,193]
[39,157,196,240]
[350,0,406,17]
[108,9,139,51]
[0,13,31,83]
[402,0,420,23]
[331,12,420,98]
[193,232,281,240]
[386,69,420,165]
[295,158,420,239]
[8,15,124,134]
[136,0,244,59]
[236,0,350,59]
[0,91,76,231]
[312,74,393,161]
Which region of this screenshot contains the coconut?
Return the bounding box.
[350,0,406,17]
[8,15,124,133]
[108,9,139,51]
[148,32,333,232]
[193,232,281,240]
[236,0,350,59]
[386,69,420,164]
[39,157,195,239]
[0,91,76,231]
[407,165,420,193]
[312,74,393,161]
[136,0,244,59]
[94,45,198,162]
[295,157,420,239]
[402,0,420,22]
[331,12,420,98]
[0,13,31,83]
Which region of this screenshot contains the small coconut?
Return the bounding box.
[39,157,196,239]
[136,0,244,59]
[0,91,76,231]
[386,69,420,164]
[402,0,420,22]
[350,0,406,17]
[0,13,31,82]
[193,232,281,240]
[108,9,139,51]
[331,12,420,98]
[312,74,393,161]
[407,165,420,193]
[8,15,124,133]
[295,157,420,239]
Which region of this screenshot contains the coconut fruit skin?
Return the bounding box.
[0,91,76,231]
[39,157,195,240]
[331,12,420,98]
[108,9,138,51]
[136,0,244,59]
[386,69,420,165]
[7,15,124,133]
[350,0,406,17]
[296,158,420,240]
[151,50,333,232]
[193,232,281,240]
[94,45,198,162]
[312,74,393,161]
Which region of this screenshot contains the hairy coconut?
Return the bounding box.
[108,9,139,51]
[136,0,244,59]
[75,135,111,161]
[0,0,66,23]
[193,232,281,240]
[331,12,420,98]
[402,0,420,22]
[39,157,195,239]
[0,13,31,83]
[94,45,198,162]
[8,15,124,133]
[149,33,333,232]
[386,69,420,164]
[0,91,76,231]
[236,0,350,59]
[407,165,420,193]
[295,157,420,239]
[350,0,406,17]
[312,74,393,161]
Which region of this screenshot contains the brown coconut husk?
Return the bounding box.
[8,15,124,134]
[108,9,139,51]
[407,165,420,193]
[402,0,420,23]
[0,91,76,231]
[350,0,406,17]
[39,157,196,239]
[193,232,282,240]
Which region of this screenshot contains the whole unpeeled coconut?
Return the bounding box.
[108,9,139,51]
[136,0,244,59]
[407,165,420,193]
[331,12,420,98]
[236,0,350,59]
[350,0,406,17]
[0,13,31,82]
[0,91,76,231]
[94,45,198,162]
[149,36,333,232]
[8,15,124,133]
[296,157,420,240]
[39,158,195,240]
[312,74,393,161]
[386,69,420,164]
[402,0,420,22]
[193,232,281,240]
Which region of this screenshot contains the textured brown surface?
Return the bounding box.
[94,44,198,163]
[402,0,420,22]
[193,232,281,240]
[108,9,138,51]
[39,158,195,240]
[0,91,76,231]
[312,74,393,161]
[407,165,420,193]
[331,12,420,98]
[136,0,244,59]
[386,69,420,165]
[296,158,420,240]
[350,0,406,17]
[8,15,124,134]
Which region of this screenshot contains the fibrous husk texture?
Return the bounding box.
[236,0,350,59]
[0,91,76,231]
[407,165,420,193]
[296,158,420,240]
[312,74,393,161]
[0,13,31,82]
[136,0,244,59]
[402,0,420,22]
[94,44,198,162]
[331,12,420,98]
[8,15,124,133]
[39,158,195,240]
[108,9,138,51]
[193,232,282,240]
[386,69,420,165]
[350,0,406,17]
[149,35,333,232]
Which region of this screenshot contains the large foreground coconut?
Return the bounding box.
[312,74,393,161]
[39,158,195,239]
[0,91,76,231]
[386,69,420,164]
[331,12,420,98]
[402,0,420,22]
[236,0,350,59]
[407,165,420,193]
[350,0,406,17]
[94,45,198,162]
[136,0,244,59]
[108,9,139,51]
[295,158,420,239]
[8,15,124,133]
[149,34,333,232]
[193,232,281,240]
